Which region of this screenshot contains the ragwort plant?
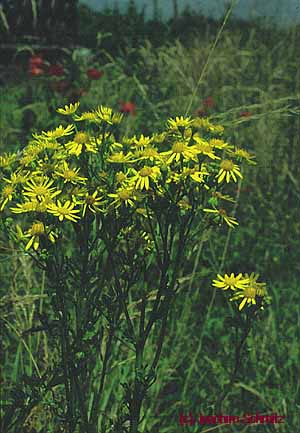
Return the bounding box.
[0,102,268,433]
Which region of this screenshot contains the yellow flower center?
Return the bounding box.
[110,153,127,162]
[56,207,71,216]
[119,189,131,200]
[224,275,237,286]
[172,142,185,154]
[101,114,111,122]
[142,148,158,157]
[86,195,96,205]
[220,159,234,171]
[30,222,45,236]
[26,146,40,156]
[116,172,126,182]
[196,142,211,153]
[74,132,88,144]
[243,286,257,299]
[3,185,14,197]
[219,208,227,216]
[33,185,49,195]
[98,171,108,179]
[63,170,77,180]
[139,167,153,177]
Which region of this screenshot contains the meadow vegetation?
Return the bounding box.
[0,1,299,432]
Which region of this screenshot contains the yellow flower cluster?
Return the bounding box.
[0,103,254,251]
[212,272,269,311]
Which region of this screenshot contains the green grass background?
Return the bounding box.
[0,2,300,432]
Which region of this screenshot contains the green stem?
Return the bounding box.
[130,340,145,433]
[216,317,252,411]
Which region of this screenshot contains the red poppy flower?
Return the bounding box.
[195,108,207,117]
[29,66,44,76]
[119,101,136,116]
[86,68,103,80]
[29,55,44,67]
[48,64,65,76]
[203,96,215,108]
[240,111,252,118]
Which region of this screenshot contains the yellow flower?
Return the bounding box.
[107,152,134,164]
[23,177,61,200]
[189,170,209,187]
[42,124,75,140]
[216,159,243,183]
[122,136,136,146]
[209,138,230,150]
[164,141,197,164]
[192,118,224,134]
[24,221,57,251]
[111,112,123,125]
[244,273,267,296]
[20,154,35,166]
[228,273,268,310]
[39,140,61,152]
[108,188,136,208]
[76,190,105,216]
[55,161,87,184]
[203,208,238,228]
[22,143,42,158]
[11,200,39,214]
[167,116,193,130]
[0,152,16,168]
[115,171,129,185]
[0,185,15,211]
[133,135,152,149]
[94,105,113,124]
[151,132,167,144]
[134,146,160,162]
[47,200,81,222]
[74,111,97,122]
[230,286,257,310]
[230,147,256,165]
[73,131,89,144]
[193,136,220,160]
[57,102,80,115]
[211,191,235,203]
[65,132,97,156]
[131,166,160,190]
[3,170,30,185]
[212,273,249,291]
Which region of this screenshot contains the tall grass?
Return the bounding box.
[1,7,300,432]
